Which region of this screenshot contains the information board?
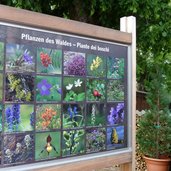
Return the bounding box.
[0,22,128,167]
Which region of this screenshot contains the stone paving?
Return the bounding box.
[94,166,120,171]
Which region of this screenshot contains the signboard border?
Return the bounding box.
[0,5,135,171]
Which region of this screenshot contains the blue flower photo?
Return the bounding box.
[6,43,35,72]
[63,103,85,128]
[107,103,124,125]
[4,104,34,132]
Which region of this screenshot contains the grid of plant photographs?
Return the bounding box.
[0,30,128,167]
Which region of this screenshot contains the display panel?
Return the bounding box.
[0,22,128,167]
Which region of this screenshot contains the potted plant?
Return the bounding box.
[136,59,171,171]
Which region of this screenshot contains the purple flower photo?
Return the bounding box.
[37,79,52,96]
[36,75,61,102]
[64,51,86,76]
[107,103,124,125]
[23,49,33,64]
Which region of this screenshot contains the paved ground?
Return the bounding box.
[94,166,120,171]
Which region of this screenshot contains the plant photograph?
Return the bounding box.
[62,129,85,157]
[0,42,4,70]
[63,51,86,76]
[0,134,1,164]
[107,57,124,79]
[63,103,84,128]
[86,78,106,101]
[0,73,2,101]
[0,104,2,132]
[107,80,124,101]
[37,47,62,74]
[35,132,60,160]
[6,43,35,72]
[4,104,34,132]
[107,126,124,150]
[63,77,85,102]
[36,75,61,102]
[87,55,106,77]
[4,134,34,164]
[36,104,61,131]
[86,103,106,127]
[5,73,34,102]
[107,103,124,126]
[86,128,106,153]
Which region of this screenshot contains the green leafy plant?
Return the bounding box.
[137,58,171,159]
[63,129,85,156]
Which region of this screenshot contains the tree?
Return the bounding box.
[0,0,171,91]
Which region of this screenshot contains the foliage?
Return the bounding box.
[0,74,2,101]
[137,109,171,158]
[137,59,171,159]
[63,129,84,156]
[86,103,105,126]
[86,79,105,101]
[107,80,124,101]
[0,104,2,131]
[0,42,4,70]
[6,74,34,102]
[86,128,106,153]
[1,0,171,90]
[107,57,124,79]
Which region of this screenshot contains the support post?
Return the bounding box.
[120,16,136,171]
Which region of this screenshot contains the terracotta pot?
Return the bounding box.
[144,156,171,171]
